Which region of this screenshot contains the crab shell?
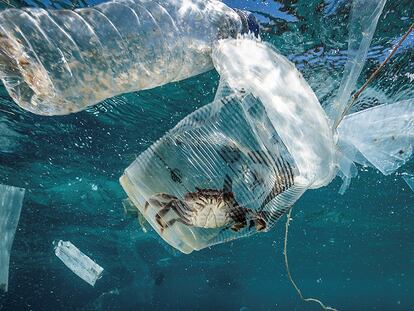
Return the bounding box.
[183,188,238,228]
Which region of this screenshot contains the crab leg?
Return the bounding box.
[164,218,192,228]
[168,201,193,224]
[144,193,179,211]
[155,200,193,232]
[231,221,247,232]
[155,205,173,229]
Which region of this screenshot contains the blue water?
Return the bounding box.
[0,0,413,310]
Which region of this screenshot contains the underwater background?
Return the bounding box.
[0,0,413,310]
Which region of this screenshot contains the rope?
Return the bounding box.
[334,21,414,129]
[283,206,338,311]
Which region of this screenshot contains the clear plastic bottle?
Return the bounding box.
[0,0,258,115]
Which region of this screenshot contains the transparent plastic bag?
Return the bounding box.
[326,0,387,125]
[0,0,257,115]
[0,184,25,292]
[211,38,336,189]
[120,91,306,253]
[338,100,414,175]
[120,37,335,253]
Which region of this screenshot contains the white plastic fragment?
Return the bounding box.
[0,184,25,293]
[54,240,103,286]
[212,37,336,189]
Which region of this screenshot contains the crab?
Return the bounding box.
[144,187,268,233]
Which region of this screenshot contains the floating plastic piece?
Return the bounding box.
[120,37,336,253]
[121,36,414,254]
[327,0,386,125]
[402,174,414,192]
[120,92,306,253]
[0,183,25,293]
[212,37,336,189]
[338,100,414,175]
[54,240,103,286]
[0,0,258,115]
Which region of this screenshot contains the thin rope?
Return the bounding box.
[283,206,338,311]
[334,21,414,129]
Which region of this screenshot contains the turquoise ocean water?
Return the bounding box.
[0,0,413,310]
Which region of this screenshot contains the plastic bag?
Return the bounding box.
[326,0,387,125]
[120,37,335,253]
[338,100,414,175]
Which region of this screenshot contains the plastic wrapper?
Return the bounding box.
[338,100,414,175]
[0,0,255,115]
[326,0,387,125]
[120,37,335,253]
[54,240,104,286]
[0,183,25,292]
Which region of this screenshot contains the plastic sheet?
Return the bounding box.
[326,0,387,125]
[54,240,103,286]
[338,100,414,175]
[212,37,336,189]
[0,183,25,292]
[0,0,247,115]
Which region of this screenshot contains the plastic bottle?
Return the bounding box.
[0,0,258,115]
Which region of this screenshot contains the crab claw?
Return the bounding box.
[253,211,269,231]
[254,218,267,231]
[155,213,167,233]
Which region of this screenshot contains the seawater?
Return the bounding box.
[0,0,412,310]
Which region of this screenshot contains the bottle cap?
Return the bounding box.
[234,9,260,37]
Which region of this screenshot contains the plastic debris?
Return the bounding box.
[0,183,25,292]
[327,0,387,126]
[54,240,103,286]
[338,100,414,175]
[0,0,258,115]
[121,34,413,254]
[120,37,334,253]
